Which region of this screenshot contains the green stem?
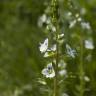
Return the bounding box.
[79,34,84,96]
[51,0,59,96]
[53,24,59,96]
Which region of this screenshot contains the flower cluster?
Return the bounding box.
[38,0,66,83]
[39,38,56,78]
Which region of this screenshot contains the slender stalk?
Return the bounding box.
[51,0,59,96]
[53,24,59,96]
[79,33,84,96]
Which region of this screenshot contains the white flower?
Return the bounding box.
[51,44,56,51]
[39,38,48,53]
[58,60,66,68]
[52,26,56,32]
[42,68,49,76]
[85,39,94,49]
[59,70,67,76]
[75,13,79,18]
[81,22,91,29]
[69,20,76,28]
[38,14,47,27]
[41,63,55,78]
[41,14,47,23]
[66,44,76,58]
[67,12,72,16]
[84,76,90,82]
[77,17,82,22]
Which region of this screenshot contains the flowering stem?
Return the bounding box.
[53,24,59,96]
[51,0,59,96]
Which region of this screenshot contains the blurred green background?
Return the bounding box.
[0,0,96,96]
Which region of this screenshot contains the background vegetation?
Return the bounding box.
[0,0,96,96]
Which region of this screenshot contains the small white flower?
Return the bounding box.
[58,60,66,68]
[40,14,47,23]
[38,14,47,27]
[52,26,56,32]
[41,63,55,78]
[81,22,91,29]
[77,17,82,22]
[67,12,72,16]
[69,20,76,28]
[66,44,76,58]
[51,44,56,51]
[75,13,79,18]
[84,76,90,82]
[42,68,49,76]
[39,38,48,53]
[85,39,94,49]
[59,70,67,76]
